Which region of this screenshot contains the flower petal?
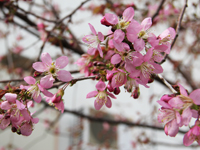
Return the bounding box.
[96,80,106,91]
[1,101,11,110]
[20,123,32,136]
[86,91,98,98]
[40,75,54,89]
[88,23,96,35]
[5,93,17,103]
[105,13,118,25]
[55,56,69,69]
[111,54,121,64]
[32,62,46,72]
[41,52,52,66]
[24,76,36,85]
[123,7,134,22]
[105,97,112,108]
[94,99,103,110]
[57,70,72,82]
[141,17,152,31]
[189,89,200,105]
[16,100,25,110]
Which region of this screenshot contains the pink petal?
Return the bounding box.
[32,117,39,124]
[165,119,179,137]
[181,108,192,126]
[126,32,138,43]
[148,33,159,46]
[0,116,10,130]
[154,45,168,52]
[94,99,104,110]
[1,101,11,110]
[20,109,31,122]
[32,62,46,72]
[82,35,96,44]
[178,84,188,96]
[157,100,172,109]
[5,93,17,103]
[105,97,112,108]
[123,7,134,22]
[141,17,152,31]
[133,38,145,52]
[33,94,42,103]
[27,101,33,108]
[114,29,125,43]
[54,101,65,113]
[183,131,195,146]
[88,47,97,55]
[88,23,96,35]
[57,70,72,82]
[159,27,176,40]
[55,56,69,69]
[111,54,121,64]
[126,19,142,34]
[40,75,54,89]
[16,100,25,110]
[20,123,32,136]
[168,97,184,109]
[24,76,36,85]
[96,80,106,91]
[97,44,103,58]
[41,52,52,66]
[189,89,200,105]
[86,91,98,98]
[98,32,104,42]
[113,40,124,52]
[107,92,116,99]
[143,48,153,62]
[105,50,115,60]
[105,13,118,25]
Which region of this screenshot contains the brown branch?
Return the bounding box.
[152,0,166,22]
[171,0,188,49]
[57,0,91,24]
[40,101,187,135]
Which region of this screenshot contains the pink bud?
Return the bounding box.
[114,87,120,95]
[100,16,113,27]
[107,83,114,92]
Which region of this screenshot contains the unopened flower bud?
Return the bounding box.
[34,71,42,77]
[114,87,120,95]
[51,89,64,103]
[107,83,114,92]
[132,87,140,99]
[100,16,113,27]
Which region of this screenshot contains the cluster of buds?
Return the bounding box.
[78,7,175,110]
[157,84,200,146]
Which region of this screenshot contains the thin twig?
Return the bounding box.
[171,0,188,49]
[152,0,166,22]
[57,0,91,24]
[157,74,177,94]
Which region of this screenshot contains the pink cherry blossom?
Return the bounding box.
[126,17,152,51]
[33,52,72,88]
[103,7,134,29]
[183,120,200,146]
[45,89,65,113]
[86,80,116,110]
[82,23,104,57]
[21,76,52,103]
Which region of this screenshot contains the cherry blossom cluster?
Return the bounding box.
[157,84,200,146]
[0,52,72,135]
[0,93,39,136]
[78,7,175,110]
